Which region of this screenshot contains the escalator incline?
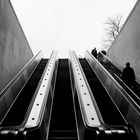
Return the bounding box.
[48,59,78,140]
[79,58,126,126]
[1,59,48,126]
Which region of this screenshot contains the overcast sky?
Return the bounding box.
[11,0,136,58]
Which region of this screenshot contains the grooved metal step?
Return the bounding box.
[48,59,78,140]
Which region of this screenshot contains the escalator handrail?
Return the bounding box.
[99,52,123,72]
[0,51,43,98]
[99,51,140,107]
[99,51,140,84]
[69,51,102,128]
[24,50,58,129]
[85,50,140,114]
[114,73,140,105]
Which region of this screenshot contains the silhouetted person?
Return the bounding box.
[101,50,106,55]
[122,62,135,88]
[91,48,97,58]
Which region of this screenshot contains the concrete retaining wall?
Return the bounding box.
[107,1,140,76]
[0,0,33,92]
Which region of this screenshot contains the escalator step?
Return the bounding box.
[48,59,78,140]
[48,137,77,140]
[49,130,77,137]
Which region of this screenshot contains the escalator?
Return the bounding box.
[0,59,48,129]
[48,59,78,140]
[79,58,126,126]
[0,54,137,139]
[79,58,136,139]
[98,52,140,99]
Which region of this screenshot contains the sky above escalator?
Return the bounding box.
[11,0,136,58]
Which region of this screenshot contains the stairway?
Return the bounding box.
[48,59,78,140]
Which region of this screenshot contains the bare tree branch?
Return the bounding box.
[103,15,123,50]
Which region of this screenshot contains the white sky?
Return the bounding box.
[11,0,136,58]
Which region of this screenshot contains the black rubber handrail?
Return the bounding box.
[98,51,140,84]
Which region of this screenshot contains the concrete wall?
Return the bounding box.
[0,0,33,93]
[107,1,140,76]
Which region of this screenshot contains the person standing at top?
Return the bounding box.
[91,48,97,58]
[122,62,136,88]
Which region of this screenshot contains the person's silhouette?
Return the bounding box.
[91,48,97,58]
[122,62,135,88]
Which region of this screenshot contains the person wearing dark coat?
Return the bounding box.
[122,62,135,88]
[91,48,97,58]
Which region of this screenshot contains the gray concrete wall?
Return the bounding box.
[107,1,140,76]
[0,0,33,92]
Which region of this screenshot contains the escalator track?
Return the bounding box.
[48,59,78,140]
